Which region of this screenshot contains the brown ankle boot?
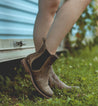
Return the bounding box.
[49,66,71,89]
[49,66,79,89]
[21,38,58,98]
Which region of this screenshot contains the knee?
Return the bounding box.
[39,0,60,16]
[48,0,60,15]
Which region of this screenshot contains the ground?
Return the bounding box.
[0,45,98,106]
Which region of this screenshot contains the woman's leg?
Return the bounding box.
[33,0,60,51]
[46,0,92,55]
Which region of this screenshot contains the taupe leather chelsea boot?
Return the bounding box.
[21,38,58,98]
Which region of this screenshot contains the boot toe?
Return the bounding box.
[42,86,54,97]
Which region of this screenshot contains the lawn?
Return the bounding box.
[0,46,98,106]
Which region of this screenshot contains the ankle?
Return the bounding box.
[46,41,56,55]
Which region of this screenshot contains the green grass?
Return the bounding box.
[0,46,98,106]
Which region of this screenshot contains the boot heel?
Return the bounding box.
[21,59,30,74]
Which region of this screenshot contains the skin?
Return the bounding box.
[33,0,92,54]
[33,0,60,51]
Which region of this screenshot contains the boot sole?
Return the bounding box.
[21,58,51,99]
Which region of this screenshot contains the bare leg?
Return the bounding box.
[33,0,60,51]
[46,0,92,55]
